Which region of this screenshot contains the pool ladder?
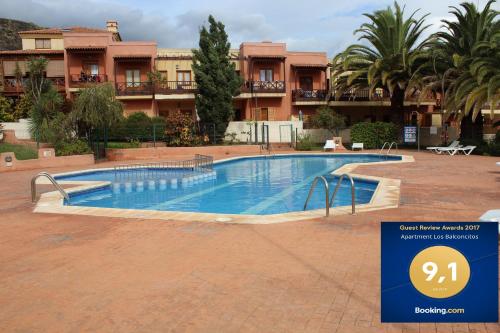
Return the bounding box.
[379,142,398,155]
[303,174,356,217]
[31,172,69,203]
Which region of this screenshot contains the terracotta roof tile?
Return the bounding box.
[0,49,64,55]
[19,26,109,34]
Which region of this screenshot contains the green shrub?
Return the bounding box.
[13,94,33,120]
[55,139,92,156]
[311,106,346,136]
[350,122,399,149]
[165,111,201,146]
[0,95,14,122]
[107,140,141,149]
[109,113,166,142]
[296,134,315,151]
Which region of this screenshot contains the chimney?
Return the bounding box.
[106,20,118,33]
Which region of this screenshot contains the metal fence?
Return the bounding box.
[112,154,215,184]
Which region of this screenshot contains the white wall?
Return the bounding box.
[1,119,31,140]
[225,121,350,144]
[226,121,304,143]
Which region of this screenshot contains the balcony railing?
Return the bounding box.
[115,82,153,96]
[332,88,390,101]
[292,89,328,101]
[331,88,438,104]
[70,74,107,86]
[244,80,286,93]
[155,81,198,94]
[2,77,65,93]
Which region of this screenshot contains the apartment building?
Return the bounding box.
[0,20,453,129]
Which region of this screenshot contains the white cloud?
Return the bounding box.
[0,0,498,57]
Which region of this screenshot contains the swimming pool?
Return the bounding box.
[56,154,401,215]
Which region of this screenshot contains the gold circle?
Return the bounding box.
[409,246,470,299]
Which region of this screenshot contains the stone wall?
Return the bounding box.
[106,145,262,161]
[0,148,94,172]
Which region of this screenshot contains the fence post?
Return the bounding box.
[153,125,156,148]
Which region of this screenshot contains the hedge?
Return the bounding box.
[350,122,399,149]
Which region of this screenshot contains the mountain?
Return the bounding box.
[0,18,43,50]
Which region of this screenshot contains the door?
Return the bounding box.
[299,76,313,90]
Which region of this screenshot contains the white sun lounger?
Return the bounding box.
[323,140,336,151]
[352,143,364,151]
[426,140,461,154]
[439,145,476,155]
[479,210,500,234]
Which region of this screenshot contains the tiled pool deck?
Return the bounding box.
[0,150,499,332]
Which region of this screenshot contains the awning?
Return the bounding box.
[291,64,328,70]
[65,46,106,52]
[249,55,286,61]
[113,55,152,60]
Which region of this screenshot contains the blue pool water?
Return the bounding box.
[57,154,400,215]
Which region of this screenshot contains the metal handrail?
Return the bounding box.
[303,176,330,217]
[31,172,69,203]
[386,142,398,155]
[329,174,356,214]
[379,142,389,154]
[379,141,398,155]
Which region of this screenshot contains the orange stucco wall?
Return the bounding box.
[238,42,328,121]
[63,32,156,93]
[122,100,155,117]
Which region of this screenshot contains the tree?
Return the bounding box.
[331,2,431,123]
[70,83,123,132]
[311,106,346,136]
[412,1,499,141]
[192,15,243,140]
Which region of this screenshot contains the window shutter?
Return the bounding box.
[46,60,64,77]
[2,61,26,76]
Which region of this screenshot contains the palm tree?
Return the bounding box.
[25,57,63,143]
[415,1,499,141]
[331,2,431,123]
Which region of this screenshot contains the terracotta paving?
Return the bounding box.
[0,150,499,332]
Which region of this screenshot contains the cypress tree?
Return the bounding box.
[192,15,243,141]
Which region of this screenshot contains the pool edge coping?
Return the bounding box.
[33,153,414,224]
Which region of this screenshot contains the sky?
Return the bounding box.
[0,0,498,57]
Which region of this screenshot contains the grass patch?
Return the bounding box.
[107,141,141,149]
[0,143,38,160]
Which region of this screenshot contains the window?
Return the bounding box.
[126,70,141,87]
[259,69,273,81]
[83,63,99,76]
[177,71,191,83]
[159,71,168,80]
[35,39,51,49]
[299,76,313,90]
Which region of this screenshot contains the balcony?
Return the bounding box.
[245,80,286,93]
[292,89,328,101]
[332,88,390,101]
[155,81,198,94]
[115,82,153,96]
[1,77,65,93]
[69,74,107,87]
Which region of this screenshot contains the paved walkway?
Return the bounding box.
[0,151,499,332]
